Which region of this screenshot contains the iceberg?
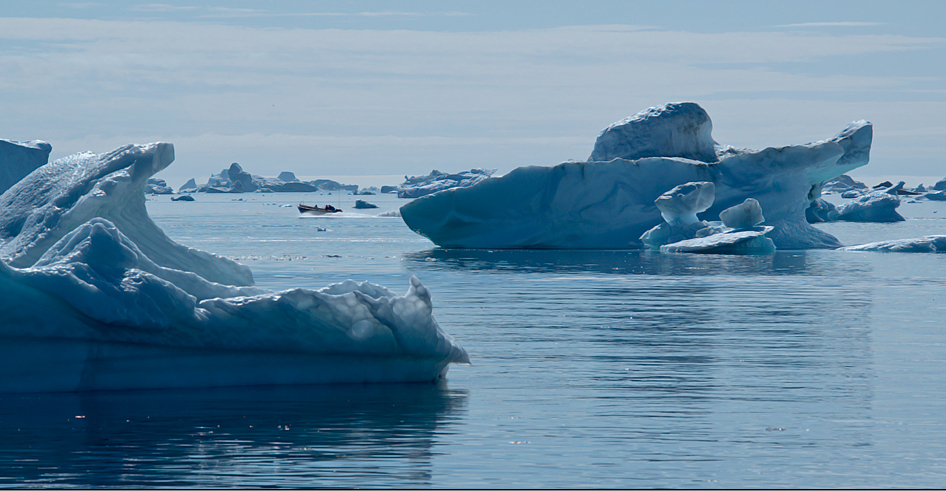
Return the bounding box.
[0,143,468,392]
[146,177,174,195]
[821,174,867,195]
[0,143,253,286]
[833,190,905,222]
[400,102,872,250]
[189,164,359,194]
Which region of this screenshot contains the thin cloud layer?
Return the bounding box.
[1,15,943,184]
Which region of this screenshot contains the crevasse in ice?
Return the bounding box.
[400,102,872,250]
[0,143,469,393]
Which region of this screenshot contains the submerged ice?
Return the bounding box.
[0,142,468,392]
[401,102,872,250]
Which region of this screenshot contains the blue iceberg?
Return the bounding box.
[0,142,468,393]
[400,102,872,250]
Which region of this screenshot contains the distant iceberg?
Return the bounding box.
[0,143,468,392]
[401,102,872,250]
[189,163,359,194]
[832,190,905,222]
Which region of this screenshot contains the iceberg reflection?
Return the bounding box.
[0,382,467,487]
[404,248,871,277]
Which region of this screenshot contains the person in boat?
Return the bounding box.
[325,204,336,212]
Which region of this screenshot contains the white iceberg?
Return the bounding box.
[0,143,468,392]
[0,143,253,286]
[400,102,872,250]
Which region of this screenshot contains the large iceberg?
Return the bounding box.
[400,102,872,250]
[0,143,468,392]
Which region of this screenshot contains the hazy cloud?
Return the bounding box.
[777,22,886,28]
[0,17,942,182]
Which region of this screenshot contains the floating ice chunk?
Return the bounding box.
[719,198,764,229]
[401,102,872,250]
[841,236,946,252]
[926,190,946,201]
[833,190,904,222]
[660,227,776,254]
[655,181,715,226]
[821,174,867,194]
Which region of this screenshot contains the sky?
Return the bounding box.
[1,0,944,188]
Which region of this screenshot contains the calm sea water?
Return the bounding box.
[2,191,946,488]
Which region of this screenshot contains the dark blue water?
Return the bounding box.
[2,192,945,487]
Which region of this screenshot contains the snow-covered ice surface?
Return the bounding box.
[394,169,495,199]
[659,227,775,254]
[401,102,871,250]
[0,143,468,392]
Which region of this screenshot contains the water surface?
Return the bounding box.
[2,192,945,487]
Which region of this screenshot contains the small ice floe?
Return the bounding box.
[840,236,946,253]
[354,199,379,209]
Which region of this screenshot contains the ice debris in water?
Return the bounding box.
[401,101,872,250]
[0,142,468,393]
[640,181,775,255]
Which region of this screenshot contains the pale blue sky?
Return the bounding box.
[2,1,944,187]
